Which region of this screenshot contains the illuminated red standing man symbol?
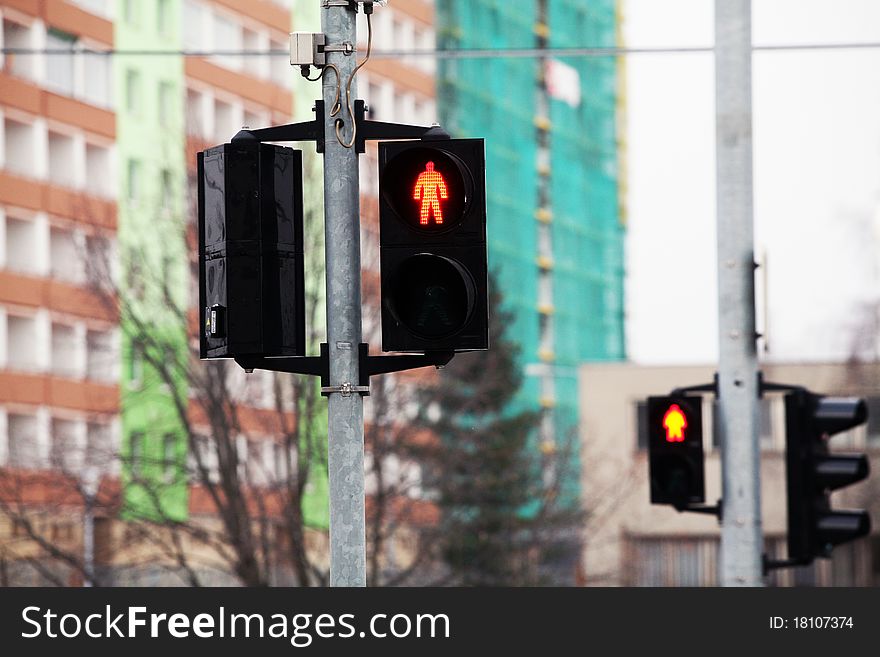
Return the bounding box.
[413,161,448,226]
[663,404,687,443]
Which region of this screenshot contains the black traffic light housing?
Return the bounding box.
[198,142,305,359]
[378,138,488,353]
[647,395,705,508]
[784,390,871,563]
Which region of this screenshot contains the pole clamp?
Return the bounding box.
[323,41,356,55]
[321,382,370,397]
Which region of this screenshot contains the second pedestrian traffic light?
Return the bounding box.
[647,395,705,508]
[378,139,488,352]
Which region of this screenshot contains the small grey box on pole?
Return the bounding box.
[715,0,763,585]
[321,1,367,586]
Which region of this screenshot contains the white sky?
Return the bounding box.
[623,0,880,365]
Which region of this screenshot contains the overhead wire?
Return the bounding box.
[5,42,880,59]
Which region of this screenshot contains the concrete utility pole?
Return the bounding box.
[321,1,366,586]
[715,0,763,586]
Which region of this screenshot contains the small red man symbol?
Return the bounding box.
[413,161,448,225]
[663,404,687,442]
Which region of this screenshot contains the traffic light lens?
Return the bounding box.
[651,454,696,506]
[382,147,471,233]
[390,254,476,339]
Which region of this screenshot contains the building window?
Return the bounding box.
[160,168,174,210]
[3,117,37,178]
[185,87,205,137]
[625,536,719,586]
[8,414,41,468]
[71,0,109,17]
[157,0,171,36]
[159,81,174,126]
[50,322,79,378]
[214,99,235,142]
[125,69,141,114]
[245,440,263,485]
[274,442,289,483]
[82,50,112,108]
[127,159,141,202]
[129,431,144,476]
[45,29,75,95]
[129,339,145,386]
[190,434,218,483]
[50,418,79,472]
[85,143,113,197]
[86,328,116,382]
[86,422,113,468]
[163,433,177,483]
[123,0,139,25]
[6,314,39,372]
[48,131,77,188]
[270,38,289,86]
[3,19,34,79]
[213,14,242,70]
[6,215,40,275]
[85,232,113,287]
[183,1,203,49]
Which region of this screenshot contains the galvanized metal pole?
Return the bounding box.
[715,0,763,586]
[321,1,366,586]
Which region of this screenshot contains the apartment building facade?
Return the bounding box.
[0,0,440,585]
[0,0,120,568]
[579,361,880,586]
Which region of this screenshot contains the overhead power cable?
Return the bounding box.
[3,42,880,59]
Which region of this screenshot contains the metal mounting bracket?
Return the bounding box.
[230,99,452,155]
[235,343,331,387]
[351,100,451,153]
[231,101,327,152]
[670,373,719,398]
[233,343,455,397]
[674,499,723,522]
[757,372,806,398]
[762,553,812,574]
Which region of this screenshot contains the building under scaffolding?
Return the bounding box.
[436,0,626,577]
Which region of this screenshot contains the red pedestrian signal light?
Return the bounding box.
[413,161,449,226]
[647,395,705,508]
[663,404,688,442]
[378,139,488,353]
[380,144,471,234]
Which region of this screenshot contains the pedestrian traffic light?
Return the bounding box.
[198,141,305,359]
[647,395,705,507]
[784,390,871,563]
[378,139,488,352]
